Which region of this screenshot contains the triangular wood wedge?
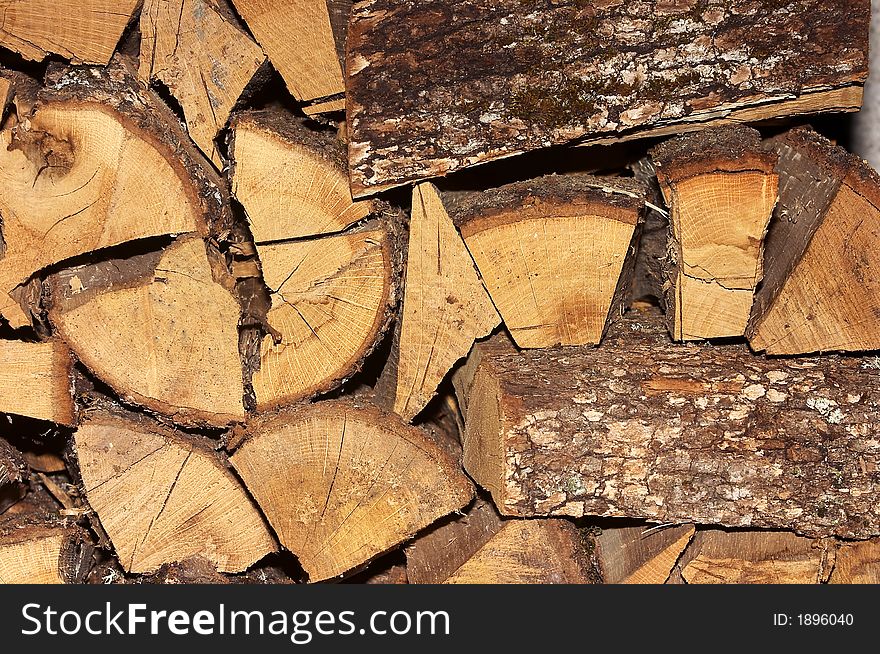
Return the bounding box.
[0,340,74,425]
[138,0,266,167]
[651,126,777,340]
[48,238,245,427]
[388,183,500,421]
[230,400,473,582]
[0,516,93,584]
[444,174,643,348]
[228,0,345,106]
[748,127,880,354]
[406,498,592,584]
[0,0,141,65]
[592,524,695,584]
[0,68,217,328]
[229,112,373,242]
[251,224,397,411]
[74,411,276,574]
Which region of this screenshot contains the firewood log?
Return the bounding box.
[73,410,276,574]
[592,524,695,584]
[0,340,74,425]
[442,174,644,348]
[651,126,777,340]
[748,127,880,354]
[454,306,880,539]
[138,0,267,167]
[0,514,93,584]
[346,0,868,196]
[230,399,473,582]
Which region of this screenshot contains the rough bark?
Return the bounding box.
[0,437,26,490]
[346,0,869,196]
[651,126,777,340]
[443,174,644,348]
[455,306,880,539]
[747,126,880,354]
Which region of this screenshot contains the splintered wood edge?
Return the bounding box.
[253,223,400,412]
[348,85,864,198]
[233,399,474,578]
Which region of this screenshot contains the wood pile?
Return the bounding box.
[1,0,878,585]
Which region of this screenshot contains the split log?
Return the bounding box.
[651,127,777,340]
[0,515,93,584]
[74,411,276,574]
[229,0,346,108]
[627,157,670,306]
[0,0,141,65]
[748,127,880,354]
[676,530,826,584]
[443,174,643,348]
[138,0,266,167]
[406,497,592,584]
[48,238,245,427]
[384,183,499,421]
[230,400,473,582]
[346,0,869,196]
[592,524,695,584]
[0,340,74,425]
[250,223,398,411]
[229,111,373,242]
[0,64,224,329]
[830,539,880,583]
[454,306,880,539]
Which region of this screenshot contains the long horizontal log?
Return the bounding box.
[455,307,880,539]
[346,0,869,196]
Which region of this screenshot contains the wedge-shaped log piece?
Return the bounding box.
[677,530,825,584]
[454,307,880,539]
[0,515,93,584]
[230,112,373,242]
[49,238,245,427]
[0,67,219,328]
[0,0,140,65]
[389,183,499,421]
[407,498,591,584]
[252,224,396,411]
[748,127,880,354]
[593,524,695,584]
[651,127,777,340]
[445,175,643,348]
[75,412,276,574]
[830,539,880,583]
[346,0,868,196]
[229,0,345,106]
[231,400,473,582]
[139,0,266,167]
[0,340,74,425]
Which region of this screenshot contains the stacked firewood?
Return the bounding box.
[1,0,879,585]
